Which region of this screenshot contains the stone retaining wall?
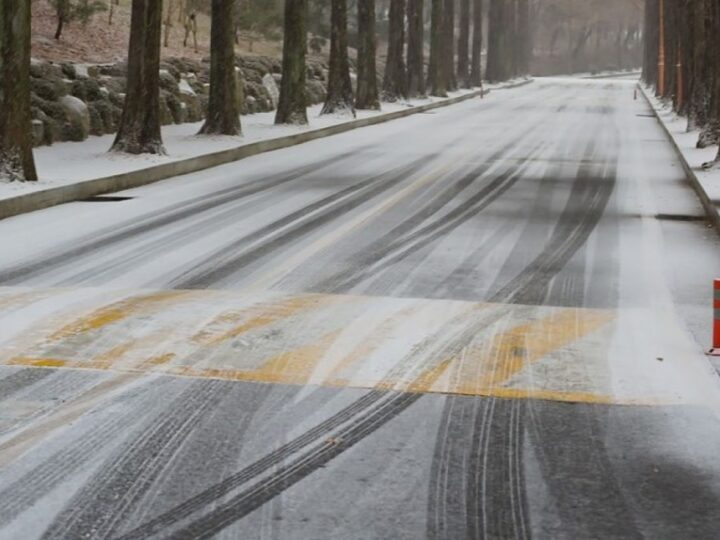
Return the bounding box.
[28,54,331,147]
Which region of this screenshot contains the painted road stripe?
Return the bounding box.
[449,309,615,394]
[0,287,702,407]
[48,290,187,341]
[1,357,664,407]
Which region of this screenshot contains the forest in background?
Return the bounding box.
[31,0,643,75]
[2,0,645,182]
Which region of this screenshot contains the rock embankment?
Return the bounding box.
[29,55,331,147]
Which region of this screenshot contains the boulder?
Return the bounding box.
[39,63,65,80]
[159,91,175,125]
[236,68,245,112]
[87,104,104,136]
[244,95,257,114]
[262,73,279,108]
[306,80,326,104]
[178,78,203,122]
[31,78,67,101]
[160,69,179,92]
[102,76,127,95]
[59,95,90,141]
[61,63,77,79]
[31,120,45,147]
[90,100,117,134]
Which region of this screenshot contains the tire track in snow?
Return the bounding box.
[0,151,359,286]
[171,156,438,289]
[40,379,235,540]
[114,305,503,539]
[0,377,177,526]
[425,105,628,540]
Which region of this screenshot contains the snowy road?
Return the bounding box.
[2,77,720,539]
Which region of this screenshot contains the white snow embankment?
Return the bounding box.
[0,79,531,212]
[640,85,720,231]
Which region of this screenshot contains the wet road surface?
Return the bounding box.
[1,77,720,539]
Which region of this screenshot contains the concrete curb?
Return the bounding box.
[581,70,641,80]
[0,79,533,221]
[638,83,720,234]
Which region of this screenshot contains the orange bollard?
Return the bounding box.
[709,279,720,356]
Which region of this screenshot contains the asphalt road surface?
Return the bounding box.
[2,77,720,539]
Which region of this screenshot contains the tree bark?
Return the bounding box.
[164,0,174,48]
[641,0,658,88]
[111,0,165,154]
[457,0,470,87]
[516,0,529,76]
[199,0,241,135]
[699,0,720,155]
[441,0,457,90]
[276,0,308,124]
[505,0,517,77]
[321,0,355,115]
[427,0,446,96]
[382,0,407,101]
[486,0,505,82]
[356,0,380,109]
[54,0,68,40]
[406,0,425,97]
[470,0,482,86]
[0,0,37,181]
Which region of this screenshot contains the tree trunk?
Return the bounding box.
[486,0,505,82]
[699,0,720,154]
[276,0,308,124]
[382,0,407,101]
[641,0,658,88]
[506,0,517,77]
[457,0,470,87]
[470,0,482,86]
[406,0,425,97]
[321,0,355,115]
[356,0,380,109]
[516,0,529,76]
[54,0,67,40]
[427,0,446,96]
[441,0,457,90]
[164,0,174,48]
[111,0,166,154]
[0,0,37,181]
[199,0,241,135]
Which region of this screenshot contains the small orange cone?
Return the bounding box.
[708,279,720,356]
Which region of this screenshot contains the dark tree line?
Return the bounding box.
[486,0,530,83]
[0,0,37,181]
[1,0,533,181]
[642,0,720,167]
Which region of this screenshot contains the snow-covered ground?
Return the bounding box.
[643,87,720,208]
[0,86,506,202]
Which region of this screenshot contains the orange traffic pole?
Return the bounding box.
[658,0,665,96]
[709,279,720,356]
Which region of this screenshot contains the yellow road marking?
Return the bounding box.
[405,359,454,393]
[166,331,343,385]
[191,294,342,346]
[8,357,68,368]
[3,358,666,407]
[48,291,187,341]
[452,309,615,394]
[138,353,176,368]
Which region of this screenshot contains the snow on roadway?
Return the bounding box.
[643,88,720,204]
[2,77,720,539]
[0,86,512,201]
